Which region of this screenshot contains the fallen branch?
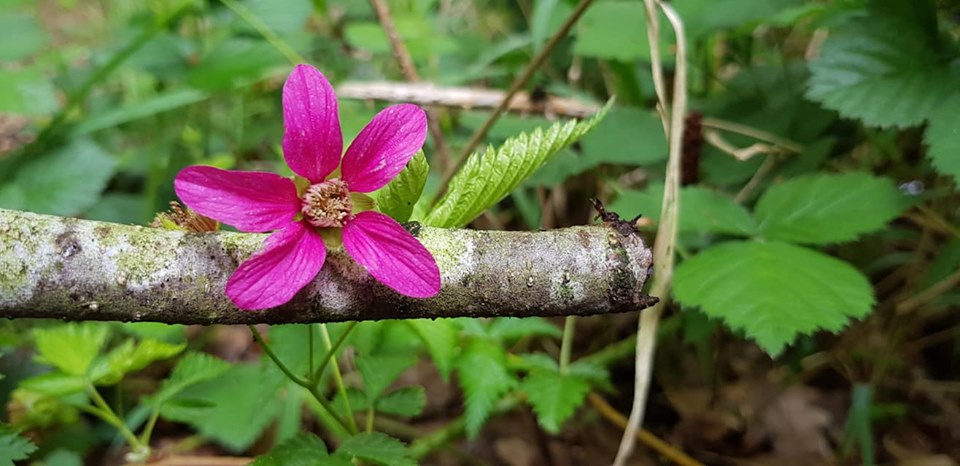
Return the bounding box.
[0,208,657,324]
[337,81,600,119]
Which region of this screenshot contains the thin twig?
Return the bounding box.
[701,117,804,154]
[612,2,687,465]
[589,394,703,466]
[430,0,597,208]
[896,267,960,314]
[337,81,599,118]
[368,0,451,171]
[734,154,778,203]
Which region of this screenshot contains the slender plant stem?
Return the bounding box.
[312,321,359,383]
[249,325,311,386]
[220,0,305,64]
[85,384,148,453]
[249,325,354,433]
[559,316,576,373]
[139,408,161,446]
[701,117,803,153]
[308,326,315,379]
[429,0,597,208]
[613,2,687,465]
[589,394,703,466]
[319,324,359,434]
[365,406,375,433]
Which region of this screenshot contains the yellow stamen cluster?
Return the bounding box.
[301,179,353,227]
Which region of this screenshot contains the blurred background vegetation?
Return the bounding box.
[1,0,959,464]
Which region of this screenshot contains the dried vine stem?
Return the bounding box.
[336,81,600,118]
[612,1,687,465]
[0,208,657,324]
[367,0,451,170]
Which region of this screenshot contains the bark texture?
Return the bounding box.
[0,208,657,324]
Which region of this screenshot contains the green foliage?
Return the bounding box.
[755,173,908,245]
[425,102,611,228]
[0,66,58,116]
[520,366,591,433]
[33,323,111,377]
[530,107,666,186]
[0,423,36,466]
[806,1,959,128]
[925,95,960,184]
[611,185,756,236]
[150,352,232,406]
[407,319,458,380]
[159,363,286,452]
[377,151,429,222]
[88,339,185,385]
[336,433,415,466]
[250,433,332,466]
[574,1,651,62]
[376,386,426,418]
[356,353,417,401]
[488,317,562,342]
[0,13,48,61]
[673,241,875,355]
[457,341,516,437]
[0,140,117,216]
[253,431,413,466]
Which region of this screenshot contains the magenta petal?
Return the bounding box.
[282,64,342,183]
[340,104,427,193]
[226,222,327,310]
[342,211,440,298]
[174,165,300,232]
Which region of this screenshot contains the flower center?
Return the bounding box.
[301,179,353,228]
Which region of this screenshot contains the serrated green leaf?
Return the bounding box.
[755,173,907,245]
[335,432,415,466]
[520,368,591,433]
[33,323,111,377]
[680,187,757,236]
[357,354,417,401]
[611,185,756,236]
[0,140,117,215]
[159,363,284,452]
[152,352,232,406]
[376,386,426,418]
[377,150,428,222]
[457,341,516,437]
[488,317,561,342]
[18,372,86,397]
[90,339,185,385]
[529,107,666,186]
[0,423,37,466]
[407,319,458,380]
[673,241,875,356]
[567,360,612,391]
[425,102,611,227]
[806,8,959,128]
[925,94,960,184]
[250,432,329,466]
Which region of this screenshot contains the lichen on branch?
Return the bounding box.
[0,208,657,324]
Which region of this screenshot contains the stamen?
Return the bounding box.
[301,179,353,227]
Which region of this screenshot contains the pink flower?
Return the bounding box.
[173,64,441,310]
